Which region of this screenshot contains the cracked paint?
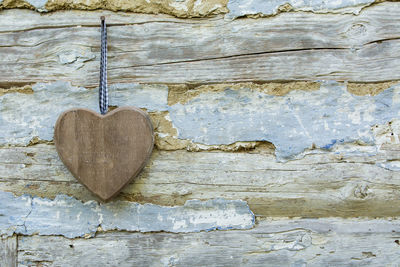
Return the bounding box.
[2,81,400,159]
[0,191,254,238]
[226,0,376,19]
[168,81,400,160]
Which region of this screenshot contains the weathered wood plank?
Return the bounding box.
[1,3,400,86]
[2,80,400,161]
[0,191,254,238]
[168,81,400,159]
[0,0,228,17]
[0,81,168,146]
[226,0,376,18]
[17,218,400,266]
[0,0,379,17]
[0,236,17,267]
[2,143,400,217]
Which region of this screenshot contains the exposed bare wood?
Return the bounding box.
[1,144,400,217]
[17,218,400,266]
[1,3,400,86]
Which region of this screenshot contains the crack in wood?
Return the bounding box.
[108,47,350,70]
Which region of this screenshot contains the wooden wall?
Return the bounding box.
[1,0,400,266]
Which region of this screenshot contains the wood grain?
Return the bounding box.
[54,107,154,201]
[2,144,400,217]
[0,236,17,267]
[17,218,400,266]
[1,3,400,86]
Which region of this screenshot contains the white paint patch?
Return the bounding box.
[172,219,188,231]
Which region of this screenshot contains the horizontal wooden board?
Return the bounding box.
[0,0,228,17]
[17,218,400,266]
[225,0,376,18]
[1,3,400,86]
[0,191,254,238]
[2,143,400,217]
[3,81,400,161]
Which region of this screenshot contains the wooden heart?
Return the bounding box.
[54,107,154,201]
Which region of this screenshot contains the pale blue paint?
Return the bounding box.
[0,191,254,238]
[0,81,168,145]
[101,198,254,233]
[169,81,400,160]
[108,83,169,111]
[226,0,375,19]
[377,162,400,172]
[2,80,399,160]
[25,0,48,10]
[0,192,31,237]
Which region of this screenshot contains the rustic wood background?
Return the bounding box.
[1,0,400,266]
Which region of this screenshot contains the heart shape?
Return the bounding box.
[54,107,154,201]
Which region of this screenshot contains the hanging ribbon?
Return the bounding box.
[99,16,108,115]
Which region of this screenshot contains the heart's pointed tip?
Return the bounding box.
[97,197,112,203]
[96,193,115,202]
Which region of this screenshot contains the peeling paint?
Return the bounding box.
[15,218,400,266]
[167,82,321,106]
[149,110,275,152]
[57,48,96,69]
[0,81,168,145]
[2,81,400,159]
[377,161,400,172]
[347,82,399,96]
[0,85,33,96]
[24,0,46,10]
[0,0,380,17]
[168,81,400,160]
[108,83,169,112]
[372,118,400,150]
[226,0,376,19]
[0,191,254,238]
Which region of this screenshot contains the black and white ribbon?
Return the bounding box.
[99,16,108,115]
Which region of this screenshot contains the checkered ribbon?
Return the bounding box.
[99,16,108,115]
